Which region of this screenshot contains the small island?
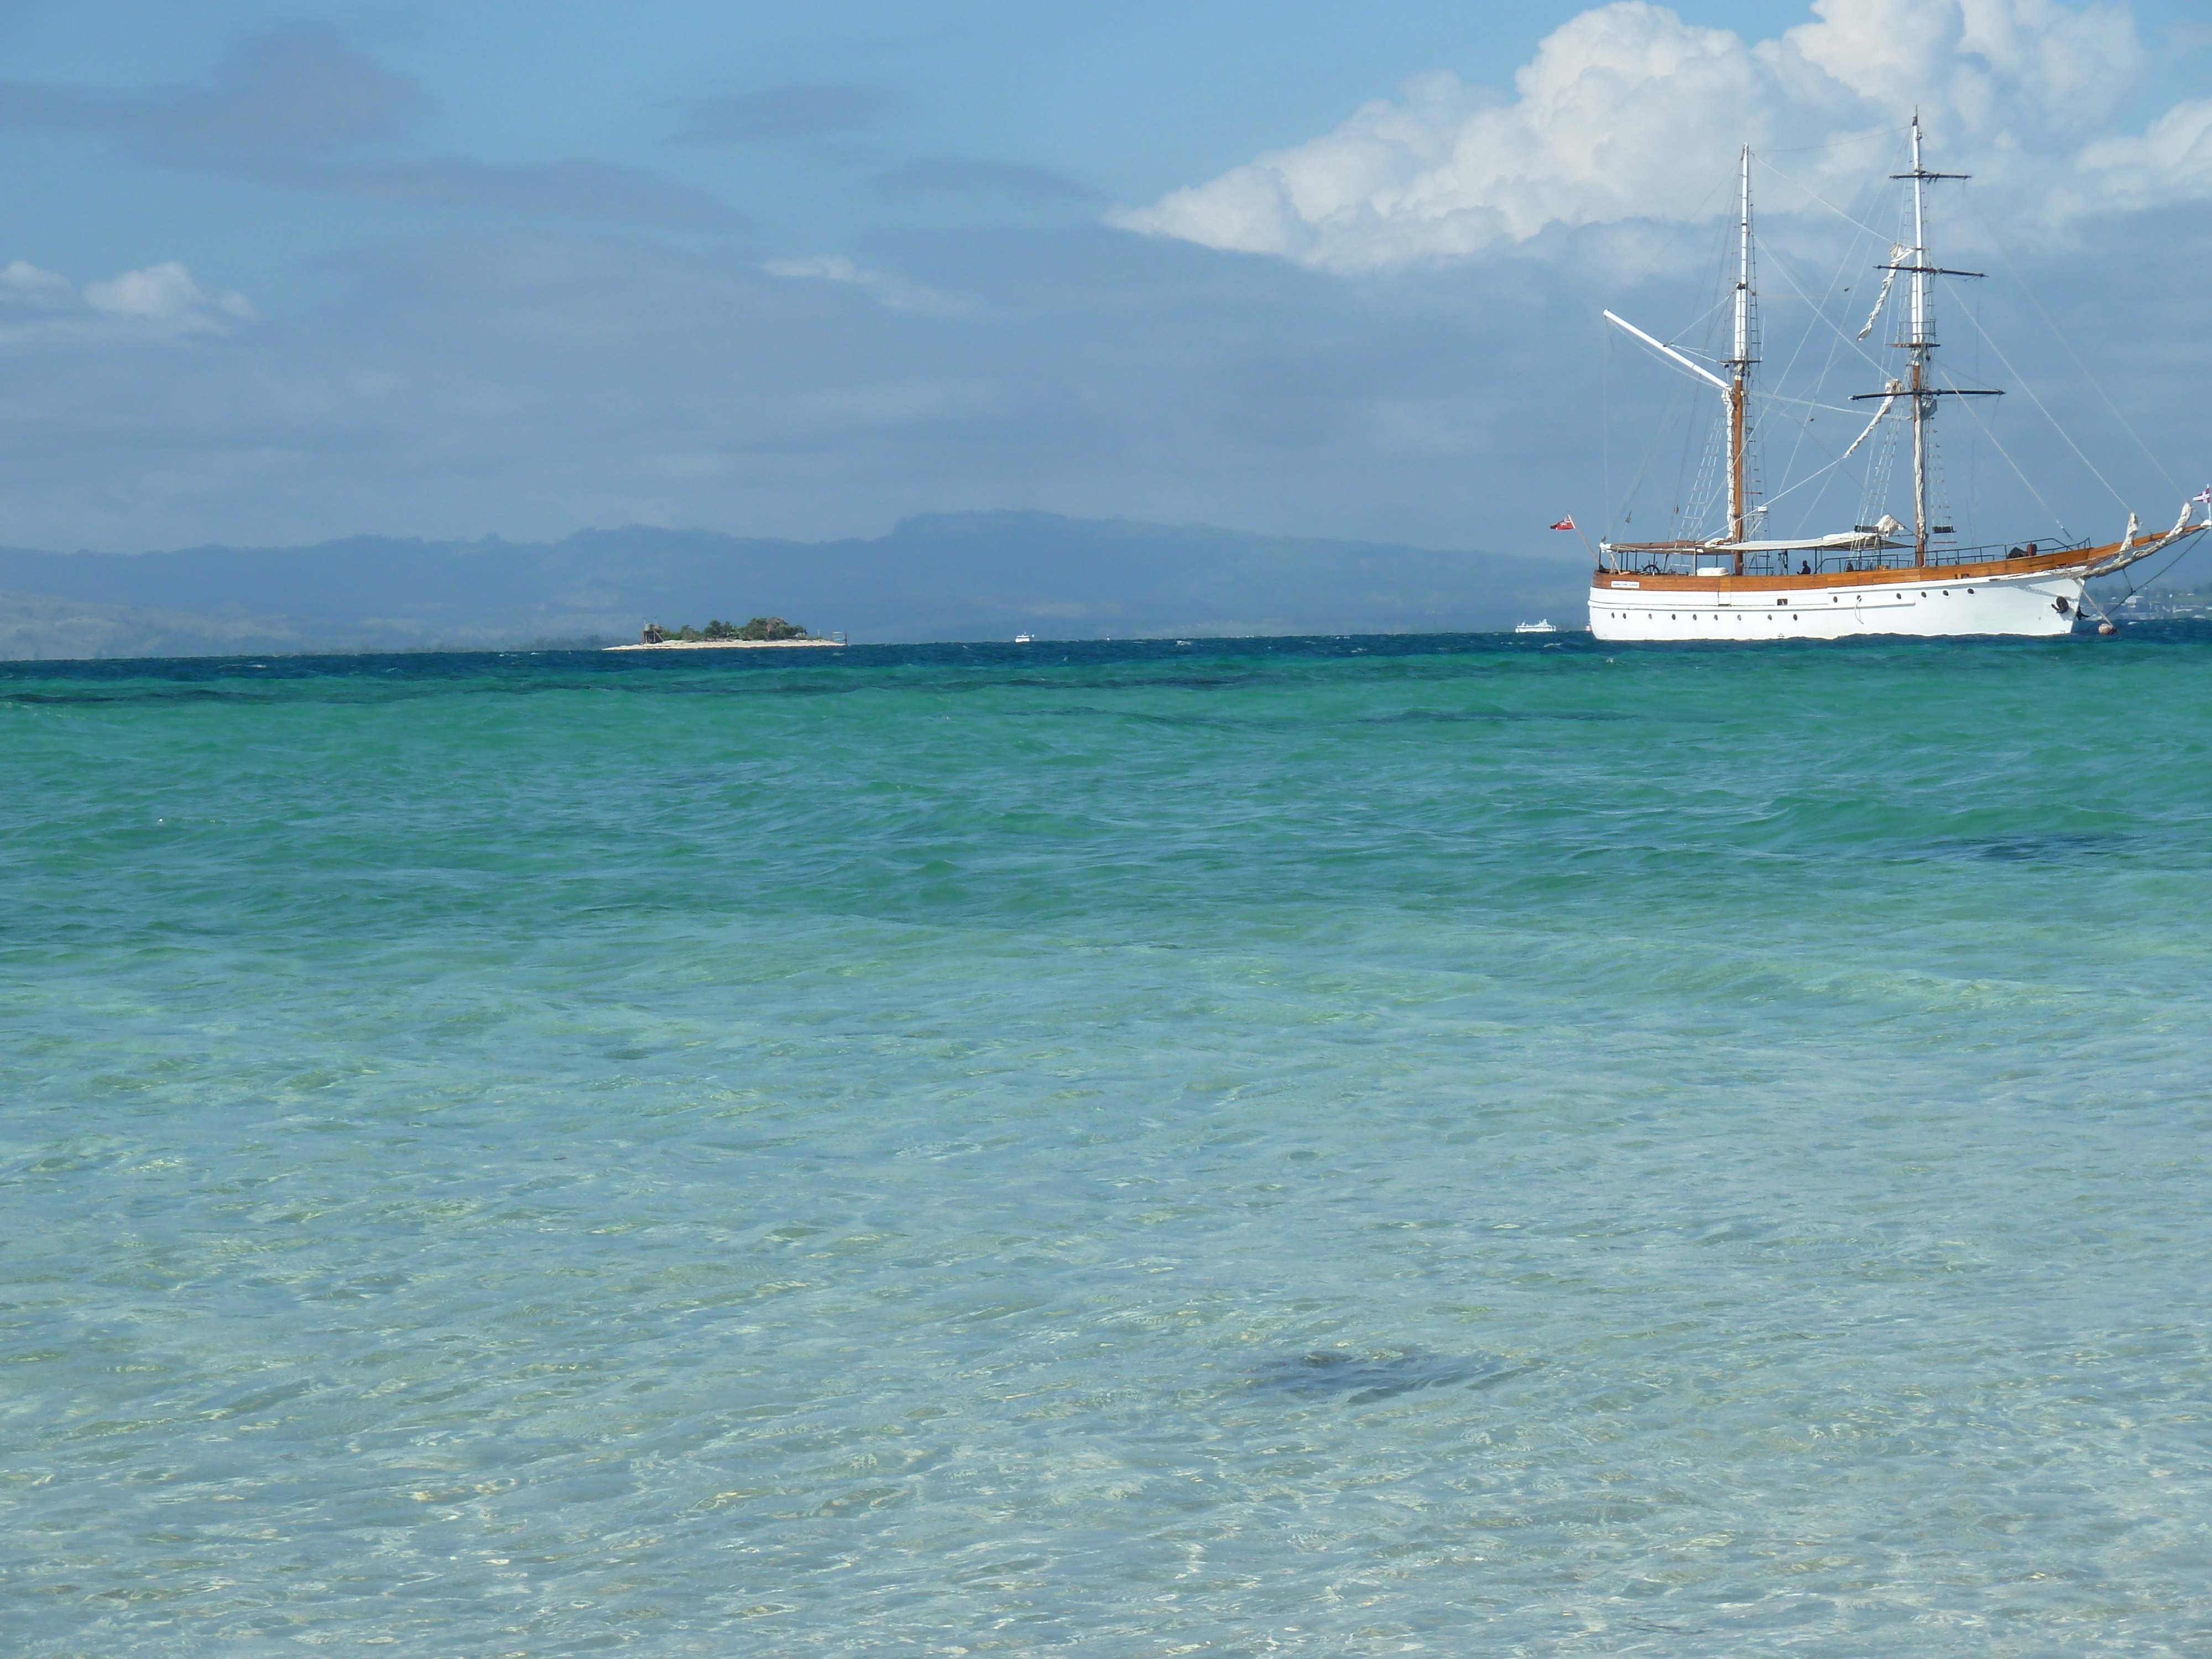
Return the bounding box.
[605,616,847,651]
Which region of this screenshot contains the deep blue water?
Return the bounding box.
[7,629,2212,1655]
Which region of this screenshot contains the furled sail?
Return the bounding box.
[1856,247,1906,341]
[1840,380,1903,460]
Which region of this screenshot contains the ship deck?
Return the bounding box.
[1591,536,2157,593]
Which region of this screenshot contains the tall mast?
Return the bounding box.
[1856,119,1986,555]
[1723,144,1757,569]
[1908,115,1930,565]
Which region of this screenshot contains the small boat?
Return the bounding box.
[1514,619,1558,635]
[1013,633,1034,644]
[1592,119,2204,641]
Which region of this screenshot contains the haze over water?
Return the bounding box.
[7,632,2211,1656]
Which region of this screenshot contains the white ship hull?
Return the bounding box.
[1589,568,2085,642]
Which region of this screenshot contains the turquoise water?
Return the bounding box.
[6,631,2212,1656]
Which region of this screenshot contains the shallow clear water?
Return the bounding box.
[6,630,2212,1656]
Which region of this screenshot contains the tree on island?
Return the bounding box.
[638,616,809,644]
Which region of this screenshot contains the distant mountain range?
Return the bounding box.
[0,512,1591,660]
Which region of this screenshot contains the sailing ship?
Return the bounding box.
[1592,117,2204,641]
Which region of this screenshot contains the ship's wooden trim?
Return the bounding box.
[1589,529,2198,593]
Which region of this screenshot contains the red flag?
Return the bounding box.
[1550,515,1577,531]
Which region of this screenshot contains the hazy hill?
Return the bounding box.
[0,512,1590,660]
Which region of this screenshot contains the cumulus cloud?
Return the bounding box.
[0,260,254,340]
[84,262,212,320]
[2067,98,2212,215]
[764,254,951,312]
[1110,0,2184,272]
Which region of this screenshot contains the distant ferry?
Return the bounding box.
[1013,633,1034,643]
[1591,119,2203,642]
[1514,619,1558,635]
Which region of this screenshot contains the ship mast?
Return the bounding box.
[1897,114,1971,566]
[1722,145,1758,572]
[1908,118,1930,564]
[1854,119,1991,549]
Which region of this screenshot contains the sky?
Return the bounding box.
[0,0,2208,560]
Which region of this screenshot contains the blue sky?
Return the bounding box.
[0,0,2207,559]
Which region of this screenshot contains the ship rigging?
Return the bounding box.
[1590,117,2203,641]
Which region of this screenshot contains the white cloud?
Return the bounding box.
[2068,98,2212,215]
[762,253,950,312]
[1109,0,2182,273]
[0,259,256,341]
[85,262,211,320]
[78,262,254,333]
[1,260,74,305]
[764,253,864,284]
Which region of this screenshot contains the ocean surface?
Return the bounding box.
[7,629,2212,1657]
